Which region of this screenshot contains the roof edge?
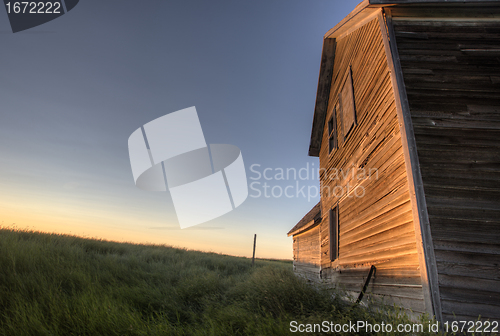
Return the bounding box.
[308,39,336,157]
[287,219,320,237]
[287,202,322,236]
[323,0,372,39]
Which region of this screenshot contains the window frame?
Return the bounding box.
[339,66,357,142]
[327,105,338,154]
[329,205,339,262]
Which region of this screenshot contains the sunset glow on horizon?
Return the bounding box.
[0,0,360,260]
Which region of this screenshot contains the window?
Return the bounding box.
[327,105,337,153]
[329,205,339,261]
[339,66,357,141]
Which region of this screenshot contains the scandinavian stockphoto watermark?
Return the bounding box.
[128,107,248,229]
[249,163,378,201]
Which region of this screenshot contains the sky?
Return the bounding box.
[0,0,361,259]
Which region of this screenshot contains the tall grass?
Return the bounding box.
[0,227,442,335]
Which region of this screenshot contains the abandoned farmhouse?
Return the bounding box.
[288,0,500,323]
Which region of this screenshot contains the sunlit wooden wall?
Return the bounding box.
[318,18,425,315]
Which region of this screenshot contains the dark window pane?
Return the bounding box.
[329,206,338,261]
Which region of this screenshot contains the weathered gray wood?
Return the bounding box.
[441,300,500,320]
[438,274,500,294]
[440,286,500,306]
[379,9,442,322]
[436,262,500,281]
[294,261,321,282]
[369,295,427,317]
[389,5,500,20]
[393,10,500,323]
[293,225,321,266]
[431,226,500,245]
[433,240,500,254]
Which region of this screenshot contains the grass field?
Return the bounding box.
[0,227,443,335]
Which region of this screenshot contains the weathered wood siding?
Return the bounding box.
[293,224,320,281]
[393,12,500,321]
[319,18,425,314]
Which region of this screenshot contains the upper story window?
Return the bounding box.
[339,66,357,141]
[327,105,337,153]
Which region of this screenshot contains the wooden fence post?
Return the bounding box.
[252,234,257,266]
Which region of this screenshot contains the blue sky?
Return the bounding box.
[0,0,361,259]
